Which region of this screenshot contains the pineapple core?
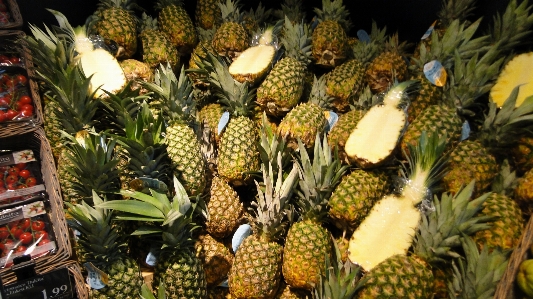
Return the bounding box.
[348,195,421,271]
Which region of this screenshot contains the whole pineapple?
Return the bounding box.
[282,135,348,290]
[195,0,222,30]
[206,176,244,238]
[311,0,352,68]
[195,233,234,287]
[211,0,249,60]
[256,16,312,118]
[155,0,198,56]
[98,178,207,298]
[90,0,139,59]
[66,193,144,299]
[138,13,180,71]
[142,65,207,196]
[228,157,299,298]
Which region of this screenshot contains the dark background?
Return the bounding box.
[14,0,510,44]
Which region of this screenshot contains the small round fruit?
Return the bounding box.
[15,74,27,86]
[25,177,37,187]
[5,109,18,120]
[7,167,19,176]
[19,219,30,230]
[0,96,10,107]
[9,57,20,65]
[0,110,5,122]
[31,220,45,231]
[0,227,9,239]
[17,95,31,105]
[5,174,17,184]
[18,169,30,179]
[15,245,26,253]
[10,227,23,238]
[34,231,48,241]
[19,232,33,245]
[37,238,51,246]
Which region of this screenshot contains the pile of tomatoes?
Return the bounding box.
[0,54,22,67]
[0,71,33,122]
[0,217,52,257]
[0,162,40,203]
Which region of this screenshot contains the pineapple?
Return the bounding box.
[328,169,391,233]
[211,0,249,60]
[354,181,494,299]
[66,192,144,299]
[256,17,312,118]
[512,136,533,175]
[142,65,207,196]
[442,87,533,197]
[324,21,387,113]
[138,13,180,71]
[195,0,222,30]
[282,135,348,290]
[472,161,524,252]
[311,0,352,68]
[365,33,409,93]
[344,80,419,168]
[206,176,244,238]
[277,75,332,149]
[120,58,154,93]
[98,178,208,298]
[272,0,306,26]
[515,167,533,216]
[155,0,198,56]
[199,102,224,145]
[491,53,533,108]
[195,233,234,287]
[90,0,139,59]
[195,52,260,186]
[228,158,299,298]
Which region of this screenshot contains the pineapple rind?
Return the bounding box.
[278,102,327,149]
[325,59,366,113]
[196,233,234,287]
[95,7,138,59]
[91,257,144,299]
[312,20,348,68]
[206,176,244,238]
[212,21,249,59]
[139,28,180,70]
[158,4,198,55]
[154,250,207,299]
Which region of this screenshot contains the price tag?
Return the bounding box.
[232,224,252,253]
[217,111,230,135]
[1,268,75,299]
[84,262,108,290]
[461,120,470,141]
[421,20,437,40]
[324,111,339,133]
[423,60,447,87]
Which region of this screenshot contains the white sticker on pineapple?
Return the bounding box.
[145,249,158,267]
[218,111,230,135]
[423,60,447,87]
[232,224,252,253]
[324,111,339,133]
[421,20,437,40]
[461,121,470,141]
[85,263,107,290]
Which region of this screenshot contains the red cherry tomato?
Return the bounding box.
[25,177,37,187]
[37,238,51,246]
[0,55,8,63]
[31,220,45,231]
[0,96,10,107]
[14,163,26,171]
[34,231,48,241]
[20,107,33,118]
[7,167,19,176]
[10,227,23,239]
[5,174,17,184]
[19,219,30,230]
[4,78,15,91]
[0,172,4,179]
[6,183,16,190]
[5,109,18,120]
[15,74,27,86]
[18,95,31,105]
[9,57,20,64]
[15,245,27,253]
[0,110,5,122]
[18,169,30,179]
[0,227,9,239]
[19,232,33,245]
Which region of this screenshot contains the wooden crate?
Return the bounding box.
[0,0,22,29]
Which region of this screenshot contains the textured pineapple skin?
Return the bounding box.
[96,7,138,59]
[153,250,207,299]
[228,236,283,299]
[120,59,153,94]
[195,0,222,30]
[473,193,524,251]
[282,220,332,290]
[212,22,249,59]
[166,124,207,196]
[278,102,327,149]
[327,109,366,163]
[218,116,260,186]
[206,176,244,238]
[400,105,462,159]
[199,103,224,145]
[256,57,306,118]
[90,257,144,299]
[140,28,180,70]
[57,147,82,205]
[158,4,198,55]
[328,169,390,232]
[365,51,408,93]
[196,233,234,287]
[43,97,62,162]
[407,73,443,123]
[441,139,499,197]
[356,254,433,299]
[516,168,533,216]
[512,136,533,175]
[325,59,366,113]
[311,20,348,68]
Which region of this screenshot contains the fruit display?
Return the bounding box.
[13,0,533,298]
[0,70,35,123]
[0,149,45,206]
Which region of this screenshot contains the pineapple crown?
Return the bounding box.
[294,134,348,222]
[140,12,159,32]
[66,191,129,266]
[313,238,363,299]
[61,130,121,205]
[257,113,292,179]
[486,0,533,57]
[218,0,245,24]
[437,0,477,28]
[197,27,217,43]
[142,64,197,126]
[251,154,299,242]
[196,51,256,117]
[243,2,274,32]
[141,281,166,299]
[97,84,148,135]
[273,0,306,24]
[97,177,200,250]
[309,75,335,109]
[477,86,533,152]
[447,236,510,299]
[97,0,141,11]
[350,21,387,64]
[412,181,496,265]
[313,0,352,33]
[490,159,518,196]
[280,16,312,65]
[400,131,448,205]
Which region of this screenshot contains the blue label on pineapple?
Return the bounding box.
[232,224,252,253]
[85,263,107,290]
[145,249,158,267]
[461,121,470,141]
[219,279,229,288]
[357,29,370,44]
[218,111,230,135]
[423,60,447,87]
[421,20,437,40]
[324,111,339,133]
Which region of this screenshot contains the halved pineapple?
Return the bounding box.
[490,52,533,107]
[344,80,418,168]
